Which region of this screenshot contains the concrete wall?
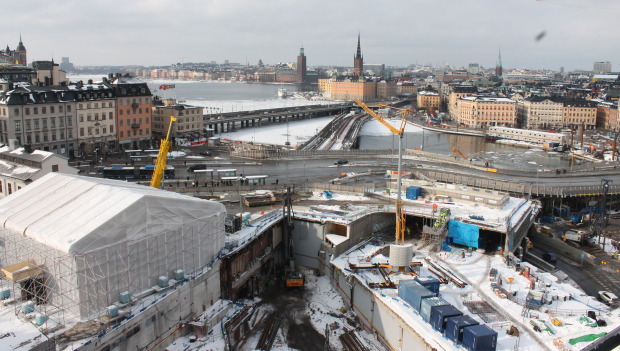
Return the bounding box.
[70,262,221,351]
[292,220,325,270]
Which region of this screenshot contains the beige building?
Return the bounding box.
[417,91,440,110]
[377,81,397,99]
[75,82,117,156]
[597,101,619,130]
[152,99,204,141]
[563,100,597,129]
[517,97,564,129]
[396,82,417,95]
[448,86,478,118]
[456,95,516,128]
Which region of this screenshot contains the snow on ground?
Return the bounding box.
[307,191,370,202]
[0,305,45,351]
[216,116,334,146]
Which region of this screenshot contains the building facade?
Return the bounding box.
[563,100,597,130]
[448,86,478,117]
[0,35,26,66]
[517,97,564,129]
[107,74,153,150]
[152,98,204,141]
[417,91,440,110]
[75,82,117,156]
[456,95,516,128]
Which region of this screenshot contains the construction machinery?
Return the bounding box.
[452,147,467,160]
[150,117,177,189]
[283,186,304,287]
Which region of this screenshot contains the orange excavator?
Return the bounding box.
[453,147,467,160]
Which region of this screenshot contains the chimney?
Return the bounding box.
[8,139,19,151]
[24,144,33,153]
[87,79,93,84]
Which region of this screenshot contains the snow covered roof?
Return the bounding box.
[0,173,225,255]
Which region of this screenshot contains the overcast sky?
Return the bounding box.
[3,0,618,71]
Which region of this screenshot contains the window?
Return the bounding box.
[119,119,123,126]
[95,128,99,135]
[94,103,98,108]
[109,112,114,119]
[13,108,18,115]
[59,106,63,112]
[42,119,47,129]
[139,129,142,135]
[127,119,130,125]
[51,118,56,128]
[95,113,99,121]
[139,118,142,124]
[133,118,137,124]
[51,132,56,141]
[86,103,90,109]
[87,114,91,121]
[133,129,137,136]
[88,128,92,136]
[52,164,59,172]
[25,120,30,131]
[119,109,123,116]
[59,118,63,127]
[67,117,72,126]
[102,127,107,134]
[110,126,114,133]
[35,134,40,143]
[0,181,2,193]
[7,183,11,195]
[79,115,84,122]
[67,106,71,112]
[146,117,149,123]
[146,107,149,113]
[34,120,39,130]
[26,135,31,144]
[101,113,105,121]
[126,109,130,115]
[120,131,123,138]
[60,131,64,139]
[139,108,142,114]
[34,107,38,114]
[43,134,48,142]
[25,107,30,115]
[80,128,84,137]
[42,107,46,114]
[14,121,20,132]
[68,130,72,138]
[146,128,149,134]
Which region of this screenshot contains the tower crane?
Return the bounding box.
[150,117,177,189]
[354,98,409,246]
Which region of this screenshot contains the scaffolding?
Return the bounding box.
[0,213,225,332]
[421,208,451,250]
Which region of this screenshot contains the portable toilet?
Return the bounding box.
[158,276,169,288]
[107,305,119,317]
[398,280,436,312]
[415,276,441,294]
[431,304,462,332]
[462,324,498,351]
[22,301,35,314]
[445,315,479,343]
[119,291,132,304]
[420,296,448,323]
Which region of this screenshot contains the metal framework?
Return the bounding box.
[0,214,224,330]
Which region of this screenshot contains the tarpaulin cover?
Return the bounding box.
[448,220,480,248]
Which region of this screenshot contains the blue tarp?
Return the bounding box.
[448,220,480,248]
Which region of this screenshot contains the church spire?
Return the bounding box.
[355,32,362,59]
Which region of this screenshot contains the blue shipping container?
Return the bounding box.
[431,304,462,332]
[415,276,441,294]
[420,297,448,323]
[398,280,436,312]
[445,315,479,343]
[462,325,497,351]
[406,186,422,200]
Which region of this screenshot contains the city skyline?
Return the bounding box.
[2,0,619,71]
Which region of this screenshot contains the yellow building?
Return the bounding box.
[319,78,377,101]
[563,100,597,129]
[417,91,440,110]
[517,97,564,129]
[448,86,478,117]
[396,82,417,95]
[456,96,516,128]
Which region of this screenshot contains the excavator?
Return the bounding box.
[452,147,467,160]
[355,98,409,246]
[150,117,177,189]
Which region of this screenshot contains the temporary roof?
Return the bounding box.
[0,173,225,255]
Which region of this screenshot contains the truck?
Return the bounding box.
[563,230,589,243]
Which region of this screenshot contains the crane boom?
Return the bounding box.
[150,117,177,189]
[355,99,410,245]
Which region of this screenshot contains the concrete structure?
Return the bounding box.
[594,61,612,74]
[31,60,68,86]
[0,146,78,197]
[456,95,516,128]
[107,74,153,150]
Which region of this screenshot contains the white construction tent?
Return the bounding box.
[0,173,226,323]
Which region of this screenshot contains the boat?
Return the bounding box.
[277,88,288,98]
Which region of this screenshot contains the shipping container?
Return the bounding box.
[445,315,479,343]
[406,186,422,200]
[415,276,441,294]
[462,324,497,351]
[398,280,436,312]
[420,297,448,323]
[430,304,462,332]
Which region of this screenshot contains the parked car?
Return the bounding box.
[599,291,618,305]
[542,252,557,263]
[199,151,212,157]
[334,159,348,165]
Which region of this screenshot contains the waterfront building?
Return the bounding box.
[562,99,597,129]
[0,85,78,157]
[0,35,27,66]
[448,85,477,118]
[456,95,516,128]
[517,96,564,129]
[74,80,117,156]
[417,90,440,110]
[152,98,204,141]
[377,80,397,99]
[107,74,153,150]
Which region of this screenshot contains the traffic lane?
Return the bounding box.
[529,247,620,298]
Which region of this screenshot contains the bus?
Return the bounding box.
[102,165,175,180]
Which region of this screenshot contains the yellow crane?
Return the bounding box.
[355,98,409,245]
[150,117,177,189]
[453,147,467,160]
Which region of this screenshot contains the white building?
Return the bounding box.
[0,145,78,197]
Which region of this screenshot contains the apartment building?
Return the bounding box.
[0,84,78,156]
[74,81,117,156]
[448,86,478,118]
[596,101,618,131]
[416,91,440,110]
[517,96,564,129]
[107,74,153,150]
[456,95,516,128]
[563,100,597,129]
[152,98,204,141]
